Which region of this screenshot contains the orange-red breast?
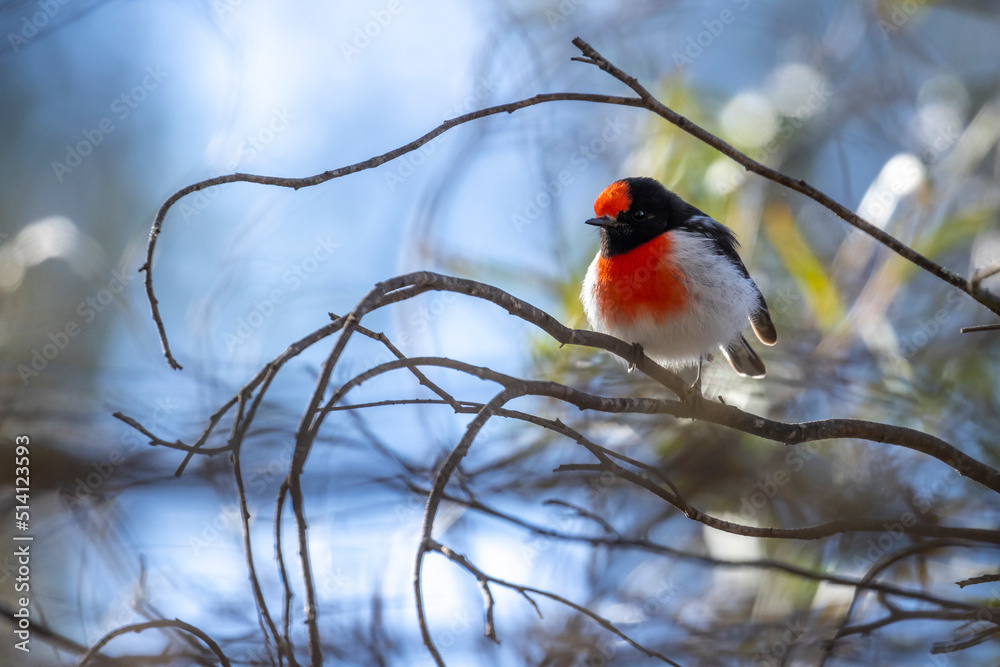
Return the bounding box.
[581,177,777,379]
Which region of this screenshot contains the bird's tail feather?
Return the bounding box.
[749,308,777,346]
[721,335,766,378]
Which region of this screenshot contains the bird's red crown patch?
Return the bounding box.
[593,180,631,218]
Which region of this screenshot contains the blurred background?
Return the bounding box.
[2,0,1000,664]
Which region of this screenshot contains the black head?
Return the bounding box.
[586,177,705,257]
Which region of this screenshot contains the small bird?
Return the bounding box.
[581,177,776,385]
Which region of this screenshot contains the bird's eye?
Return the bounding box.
[631,210,646,222]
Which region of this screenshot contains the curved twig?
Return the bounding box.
[405,482,984,614]
[957,573,1000,588]
[961,323,1000,333]
[229,389,285,664]
[305,272,1000,496]
[413,389,524,665]
[141,92,643,370]
[142,38,1000,371]
[115,267,1000,665]
[125,27,1000,656]
[836,609,995,640]
[300,350,1000,545]
[819,540,972,666]
[121,270,1000,507]
[78,619,231,667]
[429,540,684,666]
[569,38,1000,315]
[274,477,299,667]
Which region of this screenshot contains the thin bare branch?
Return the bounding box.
[274,477,299,667]
[143,37,1000,372]
[820,540,972,665]
[78,619,231,667]
[173,316,347,476]
[409,483,983,613]
[429,540,683,665]
[570,37,1000,316]
[543,499,620,537]
[414,389,523,665]
[961,323,1000,333]
[284,270,1000,495]
[229,389,284,664]
[141,93,642,370]
[348,318,464,413]
[111,412,227,455]
[932,626,1000,654]
[284,475,320,666]
[971,261,1000,290]
[835,609,992,640]
[957,573,1000,588]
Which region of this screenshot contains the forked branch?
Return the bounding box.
[141,38,1000,371]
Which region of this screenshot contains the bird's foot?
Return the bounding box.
[626,342,644,372]
[685,356,726,405]
[687,356,706,401]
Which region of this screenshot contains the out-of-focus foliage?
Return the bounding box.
[3,0,1000,665]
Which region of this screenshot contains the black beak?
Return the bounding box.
[585,216,616,228]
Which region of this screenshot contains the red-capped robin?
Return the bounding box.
[581,177,776,385]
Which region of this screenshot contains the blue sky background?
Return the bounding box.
[4,0,1000,664]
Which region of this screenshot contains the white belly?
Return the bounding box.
[581,230,759,369]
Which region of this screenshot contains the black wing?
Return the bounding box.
[683,207,777,346]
